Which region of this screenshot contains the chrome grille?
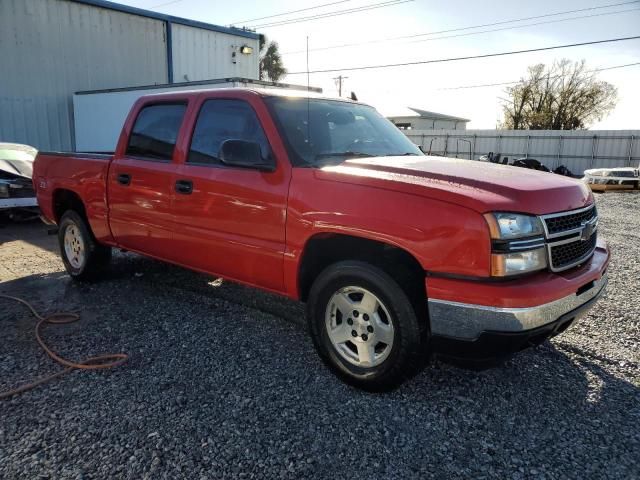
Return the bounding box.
[550,233,597,270]
[544,204,597,235]
[8,184,36,198]
[541,204,598,272]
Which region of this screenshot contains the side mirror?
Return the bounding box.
[219,139,275,172]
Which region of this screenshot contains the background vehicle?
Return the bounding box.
[583,166,640,191]
[33,89,609,390]
[0,143,39,222]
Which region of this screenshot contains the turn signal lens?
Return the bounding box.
[491,248,547,276]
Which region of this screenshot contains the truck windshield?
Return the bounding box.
[265,96,422,167]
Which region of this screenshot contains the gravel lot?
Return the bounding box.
[1,193,639,479]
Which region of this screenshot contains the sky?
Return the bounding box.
[120,0,639,129]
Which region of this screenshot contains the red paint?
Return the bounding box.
[427,244,609,309]
[34,88,608,308]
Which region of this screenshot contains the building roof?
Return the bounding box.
[75,77,323,95]
[388,107,470,122]
[68,0,258,39]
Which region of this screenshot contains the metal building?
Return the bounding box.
[0,0,260,151]
[73,78,322,152]
[387,107,470,131]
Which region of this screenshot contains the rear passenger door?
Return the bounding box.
[108,102,186,259]
[171,97,290,292]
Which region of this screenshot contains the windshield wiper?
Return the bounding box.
[315,151,377,160]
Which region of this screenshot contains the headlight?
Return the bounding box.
[0,183,9,198]
[484,212,544,239]
[485,212,547,276]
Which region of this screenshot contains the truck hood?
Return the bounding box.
[317,156,592,214]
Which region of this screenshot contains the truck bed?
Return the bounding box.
[33,151,114,242]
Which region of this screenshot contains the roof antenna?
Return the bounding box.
[306,36,311,158]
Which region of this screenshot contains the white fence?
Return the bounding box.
[402,129,640,175]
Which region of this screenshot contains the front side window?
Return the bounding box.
[126,103,187,161]
[188,99,272,166]
[265,97,422,167]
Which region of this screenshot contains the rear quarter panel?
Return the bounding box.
[34,152,114,243]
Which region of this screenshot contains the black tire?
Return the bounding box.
[58,210,111,281]
[307,260,429,391]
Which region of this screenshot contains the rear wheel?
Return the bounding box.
[58,210,111,281]
[307,260,428,391]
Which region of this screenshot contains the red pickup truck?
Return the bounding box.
[33,88,609,390]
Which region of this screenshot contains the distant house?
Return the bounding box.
[387,107,470,130]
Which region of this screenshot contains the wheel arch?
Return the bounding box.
[297,232,426,306]
[52,188,87,223]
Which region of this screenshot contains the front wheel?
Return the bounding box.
[58,210,111,281]
[307,261,428,391]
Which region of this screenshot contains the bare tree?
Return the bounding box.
[259,34,286,82]
[502,59,618,130]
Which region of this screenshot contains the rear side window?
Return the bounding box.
[188,99,272,166]
[126,103,187,161]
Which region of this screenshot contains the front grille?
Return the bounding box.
[550,233,597,270]
[544,204,597,235]
[9,185,36,198]
[541,204,598,272]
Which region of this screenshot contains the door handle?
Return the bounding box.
[175,179,193,194]
[117,173,131,186]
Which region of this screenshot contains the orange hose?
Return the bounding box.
[0,294,127,400]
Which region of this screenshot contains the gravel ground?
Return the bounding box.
[1,193,639,479]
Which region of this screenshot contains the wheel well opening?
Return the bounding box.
[53,189,86,223]
[298,234,425,305]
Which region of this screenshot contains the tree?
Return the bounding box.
[259,34,286,82]
[502,59,617,130]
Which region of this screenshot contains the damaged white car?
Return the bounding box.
[583,166,640,192]
[0,143,39,220]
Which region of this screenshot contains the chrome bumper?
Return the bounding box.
[0,197,38,209]
[428,272,608,340]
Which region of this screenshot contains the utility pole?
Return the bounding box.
[333,75,348,97]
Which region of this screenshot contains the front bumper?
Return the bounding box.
[0,197,38,210]
[431,291,603,362]
[427,245,609,361]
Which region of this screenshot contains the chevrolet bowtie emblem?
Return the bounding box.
[580,220,596,241]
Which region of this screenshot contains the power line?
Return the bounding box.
[250,0,414,29]
[437,62,640,90]
[251,0,412,28]
[149,0,184,8]
[230,0,354,26]
[282,0,640,54]
[407,8,640,45]
[286,35,640,75]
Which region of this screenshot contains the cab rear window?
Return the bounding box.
[126,103,186,161]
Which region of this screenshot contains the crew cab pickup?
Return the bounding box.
[33,88,609,390]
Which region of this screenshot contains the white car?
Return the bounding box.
[583,166,640,192]
[0,143,39,218]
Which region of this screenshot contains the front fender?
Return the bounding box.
[283,169,491,299]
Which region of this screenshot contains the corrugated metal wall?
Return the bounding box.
[171,24,259,82]
[403,129,640,174]
[0,0,168,151]
[0,0,260,152]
